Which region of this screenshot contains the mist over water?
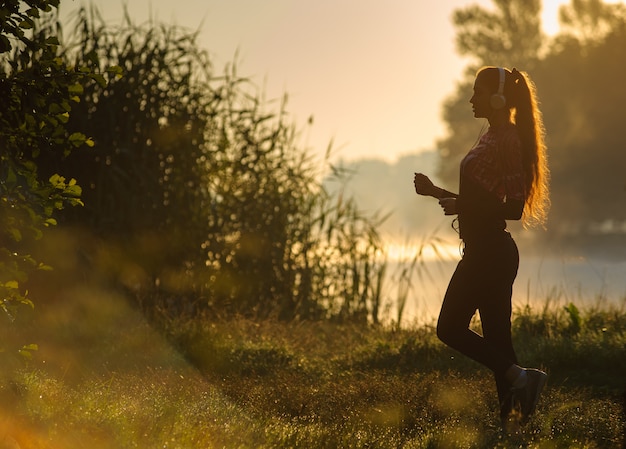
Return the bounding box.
[380,227,626,326]
[387,251,626,327]
[515,254,626,309]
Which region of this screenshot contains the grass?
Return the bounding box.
[1,279,625,448]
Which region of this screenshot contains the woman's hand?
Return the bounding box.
[414,173,436,197]
[438,198,458,215]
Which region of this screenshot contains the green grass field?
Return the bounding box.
[1,279,625,448]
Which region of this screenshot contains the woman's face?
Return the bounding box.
[469,73,492,119]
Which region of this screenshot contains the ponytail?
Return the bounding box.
[511,68,550,228]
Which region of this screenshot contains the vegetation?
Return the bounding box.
[0,278,624,448]
[6,0,626,328]
[2,1,626,448]
[0,0,112,356]
[29,7,388,324]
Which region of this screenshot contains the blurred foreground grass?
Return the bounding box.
[1,277,625,448]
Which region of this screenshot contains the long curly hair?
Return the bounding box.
[480,66,550,228]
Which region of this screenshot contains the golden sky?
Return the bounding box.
[61,0,620,163]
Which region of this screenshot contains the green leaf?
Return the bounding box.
[19,20,34,29]
[48,103,65,114]
[65,184,82,197]
[3,280,19,289]
[57,112,69,124]
[68,132,88,147]
[0,35,11,53]
[68,83,84,95]
[90,73,107,88]
[26,8,41,18]
[107,65,125,79]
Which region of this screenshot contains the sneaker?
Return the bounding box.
[517,368,547,422]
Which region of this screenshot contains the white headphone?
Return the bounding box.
[490,67,506,109]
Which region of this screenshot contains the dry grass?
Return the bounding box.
[1,277,624,448]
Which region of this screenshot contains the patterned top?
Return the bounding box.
[461,123,526,203]
[456,123,526,242]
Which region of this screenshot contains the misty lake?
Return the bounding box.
[384,251,626,327]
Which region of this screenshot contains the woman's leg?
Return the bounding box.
[478,237,519,412]
[479,280,517,419]
[436,255,516,375]
[438,237,546,426]
[437,236,519,385]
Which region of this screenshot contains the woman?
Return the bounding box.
[413,66,550,431]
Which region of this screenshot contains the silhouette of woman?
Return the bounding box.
[413,66,550,432]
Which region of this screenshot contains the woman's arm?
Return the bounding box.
[502,198,525,220]
[456,178,526,221]
[414,173,458,199]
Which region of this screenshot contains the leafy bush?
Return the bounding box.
[0,0,102,354]
[43,9,387,322]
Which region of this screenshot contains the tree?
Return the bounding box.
[535,5,626,242]
[557,0,626,45]
[453,0,543,69]
[0,0,103,356]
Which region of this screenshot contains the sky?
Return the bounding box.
[59,0,619,164]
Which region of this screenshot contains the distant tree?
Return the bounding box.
[557,0,626,44]
[453,0,543,69]
[535,4,626,239]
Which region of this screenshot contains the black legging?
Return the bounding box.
[437,231,519,412]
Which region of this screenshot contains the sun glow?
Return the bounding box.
[542,0,569,36]
[383,239,461,263]
[542,0,626,36]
